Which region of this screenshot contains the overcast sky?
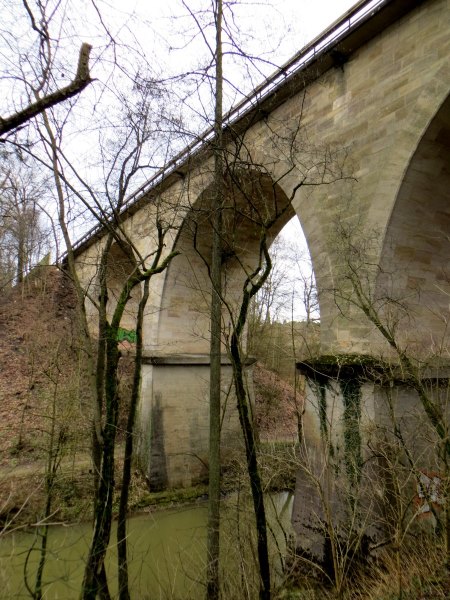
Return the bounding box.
[104,0,359,89]
[143,0,358,79]
[135,0,358,52]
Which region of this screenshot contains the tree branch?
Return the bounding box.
[0,43,93,137]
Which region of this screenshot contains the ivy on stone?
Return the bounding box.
[339,378,363,486]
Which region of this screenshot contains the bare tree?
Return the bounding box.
[32,82,180,599]
[331,221,450,460]
[0,159,50,286]
[0,2,190,596]
[23,341,68,600]
[207,0,224,593]
[0,6,184,581]
[175,3,300,595]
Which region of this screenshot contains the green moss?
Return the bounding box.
[299,354,366,483]
[298,353,387,381]
[130,484,208,510]
[117,327,137,343]
[317,382,328,440]
[340,378,362,485]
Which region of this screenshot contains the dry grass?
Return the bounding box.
[280,532,450,600]
[350,536,450,600]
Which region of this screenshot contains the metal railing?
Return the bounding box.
[69,0,388,255]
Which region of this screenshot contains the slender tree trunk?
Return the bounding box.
[81,321,119,600]
[207,1,224,598]
[16,230,25,284]
[443,451,450,570]
[81,243,177,599]
[81,250,124,600]
[40,108,103,491]
[33,417,56,599]
[93,243,113,496]
[117,278,150,600]
[230,334,271,600]
[26,371,65,600]
[227,233,273,600]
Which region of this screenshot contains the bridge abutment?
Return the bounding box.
[136,354,253,490]
[292,356,449,562]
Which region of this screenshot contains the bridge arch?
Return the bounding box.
[154,168,297,356]
[137,169,313,488]
[68,0,450,490]
[374,90,450,354]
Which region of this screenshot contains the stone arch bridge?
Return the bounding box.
[73,0,450,492]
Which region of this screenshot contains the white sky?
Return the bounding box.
[125,0,358,98]
[130,0,358,54]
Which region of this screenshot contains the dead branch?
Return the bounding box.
[0,43,93,137]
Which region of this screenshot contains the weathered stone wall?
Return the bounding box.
[292,363,450,560]
[136,357,251,488]
[73,0,450,357]
[243,0,450,355]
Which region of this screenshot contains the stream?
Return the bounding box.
[0,491,294,599]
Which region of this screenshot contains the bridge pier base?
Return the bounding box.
[136,354,252,490]
[292,356,448,564]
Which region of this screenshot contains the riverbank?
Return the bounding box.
[0,440,298,533]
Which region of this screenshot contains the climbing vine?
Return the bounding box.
[339,378,363,486]
[311,380,335,458]
[318,381,328,439]
[299,353,376,480]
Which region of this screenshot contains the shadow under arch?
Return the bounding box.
[105,240,142,333]
[155,167,296,356]
[374,92,450,355]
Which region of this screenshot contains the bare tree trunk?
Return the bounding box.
[117,278,150,600]
[16,230,25,285]
[207,1,224,598]
[229,242,272,600]
[80,247,127,599]
[0,43,93,137]
[81,239,178,600]
[40,109,103,491]
[81,317,119,600]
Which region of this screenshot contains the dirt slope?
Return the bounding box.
[0,269,301,459]
[253,363,302,443]
[0,268,81,462]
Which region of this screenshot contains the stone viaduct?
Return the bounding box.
[72,0,450,510]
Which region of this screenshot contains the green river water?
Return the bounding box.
[0,492,293,599]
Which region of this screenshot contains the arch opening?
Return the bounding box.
[248,215,320,382]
